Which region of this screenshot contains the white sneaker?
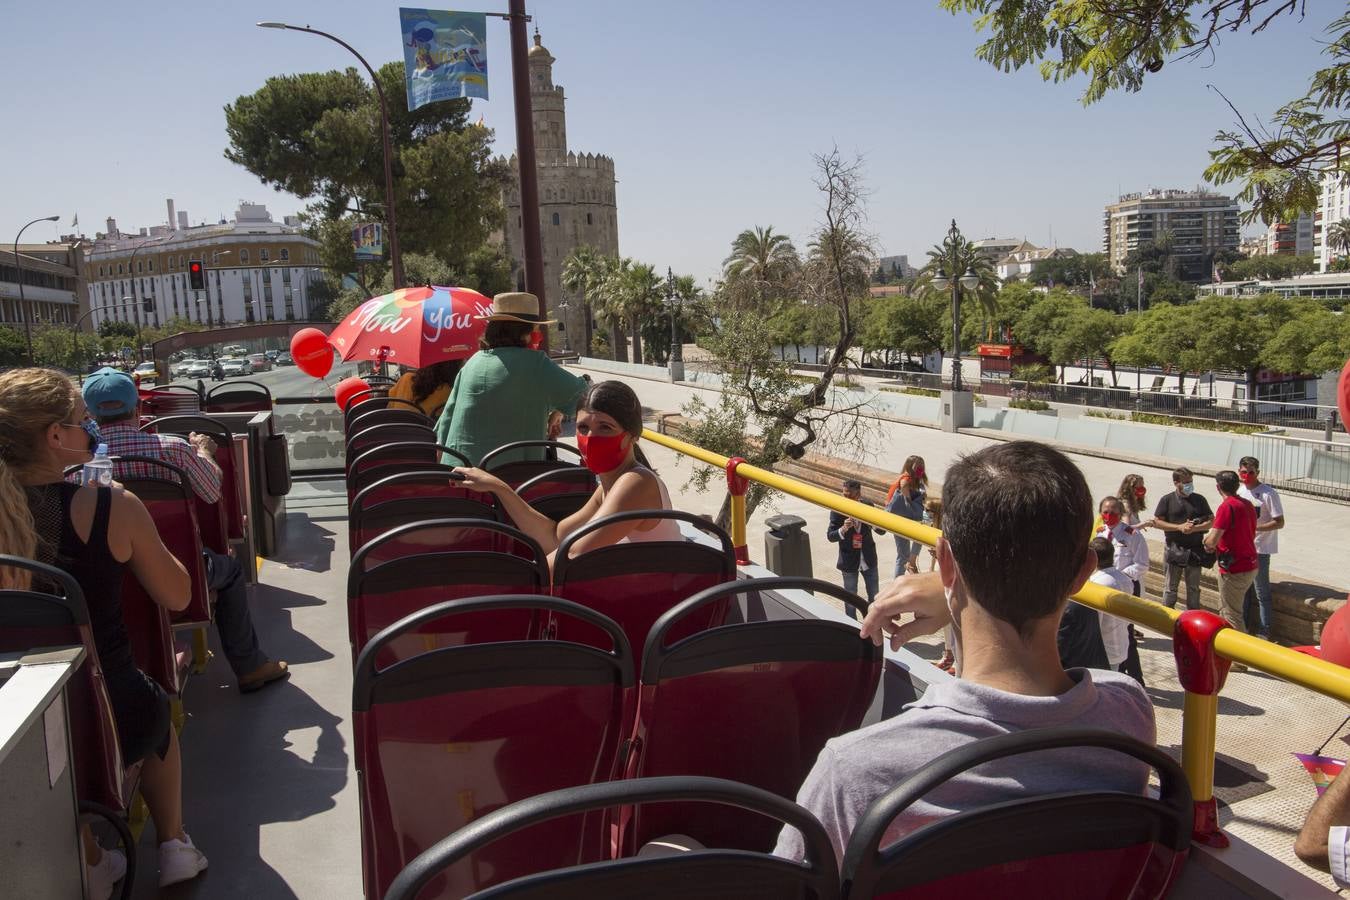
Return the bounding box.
[158,831,208,887]
[85,846,127,900]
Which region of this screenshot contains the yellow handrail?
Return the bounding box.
[644,425,1350,843]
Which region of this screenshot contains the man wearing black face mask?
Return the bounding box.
[1142,466,1213,611]
[79,368,288,695]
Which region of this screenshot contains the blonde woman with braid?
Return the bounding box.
[0,369,208,895]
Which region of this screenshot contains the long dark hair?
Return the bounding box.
[482,320,534,350]
[577,380,652,469]
[411,360,462,404]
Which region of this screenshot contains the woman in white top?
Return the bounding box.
[454,379,679,568]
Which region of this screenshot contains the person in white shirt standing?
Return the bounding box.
[1088,536,1139,684]
[1095,496,1148,684]
[1237,456,1284,641]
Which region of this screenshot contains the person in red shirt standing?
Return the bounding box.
[1204,469,1259,638]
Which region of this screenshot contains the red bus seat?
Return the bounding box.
[139,414,241,550]
[348,519,549,663]
[348,407,430,436]
[479,440,584,485]
[839,729,1191,900]
[344,396,422,432]
[552,511,737,655]
[0,556,138,814]
[514,467,597,523]
[346,443,472,506]
[383,776,841,900]
[113,456,213,633]
[352,596,634,900]
[625,578,881,853]
[346,422,436,462]
[203,380,272,414]
[349,474,499,556]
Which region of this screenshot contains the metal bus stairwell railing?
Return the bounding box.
[642,427,1350,849]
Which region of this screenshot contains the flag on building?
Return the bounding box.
[400,9,488,111]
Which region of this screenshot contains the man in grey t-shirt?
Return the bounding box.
[774,441,1156,863]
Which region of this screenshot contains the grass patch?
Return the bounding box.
[1087,408,1265,434]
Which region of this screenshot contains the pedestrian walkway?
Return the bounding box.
[576,362,1345,590]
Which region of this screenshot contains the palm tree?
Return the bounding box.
[1330,219,1350,261]
[914,225,999,343]
[619,262,662,365]
[562,246,602,355]
[722,226,800,310]
[590,256,632,363]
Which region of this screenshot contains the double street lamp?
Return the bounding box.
[257,21,404,289]
[929,219,979,393]
[13,215,61,364]
[665,267,684,382]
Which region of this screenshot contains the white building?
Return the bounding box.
[84,202,323,332]
[1317,171,1350,271]
[995,241,1079,282]
[971,237,1022,265]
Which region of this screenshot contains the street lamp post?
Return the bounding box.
[257,22,403,289]
[666,266,684,382]
[930,219,979,432]
[13,215,60,364]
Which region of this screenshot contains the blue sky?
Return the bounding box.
[0,1,1337,283]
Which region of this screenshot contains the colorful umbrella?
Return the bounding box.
[327,285,492,367]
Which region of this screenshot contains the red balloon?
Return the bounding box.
[291,328,334,379]
[334,376,368,412]
[1338,357,1349,436]
[1320,605,1350,668]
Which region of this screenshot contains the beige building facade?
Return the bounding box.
[0,241,87,331]
[1102,189,1239,280]
[501,32,620,351]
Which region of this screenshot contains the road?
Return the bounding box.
[161,361,364,400]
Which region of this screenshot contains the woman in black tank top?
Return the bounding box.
[0,368,207,890]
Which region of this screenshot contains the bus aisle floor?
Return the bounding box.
[131,481,360,899]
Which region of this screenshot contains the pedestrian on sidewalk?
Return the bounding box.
[1143,467,1213,611]
[827,479,885,620]
[1204,470,1259,636]
[884,455,927,577]
[1237,456,1285,641]
[1117,473,1149,526]
[1094,496,1147,684]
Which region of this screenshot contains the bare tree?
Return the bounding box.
[680,148,877,528]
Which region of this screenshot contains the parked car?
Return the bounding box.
[183,360,212,379]
[275,351,294,366]
[264,350,280,360]
[220,357,253,377]
[248,353,273,372]
[133,361,159,382]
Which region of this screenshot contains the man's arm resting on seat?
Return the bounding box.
[1296,768,1350,878]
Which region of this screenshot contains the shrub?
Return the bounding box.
[1009,398,1051,411]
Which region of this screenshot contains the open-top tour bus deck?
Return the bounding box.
[3,324,1349,899]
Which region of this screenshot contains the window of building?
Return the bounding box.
[117,263,123,274]
[587,213,593,226]
[147,259,153,271]
[552,213,560,226]
[98,266,104,277]
[240,249,250,264]
[259,248,270,262]
[279,248,289,261]
[137,261,143,273]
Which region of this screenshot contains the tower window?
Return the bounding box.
[552,213,560,226]
[587,213,593,226]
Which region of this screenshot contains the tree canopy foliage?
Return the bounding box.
[942,2,1350,225]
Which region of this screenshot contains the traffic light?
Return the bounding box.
[188,260,205,291]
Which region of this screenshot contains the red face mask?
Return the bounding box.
[913,467,925,479]
[1239,471,1257,486]
[576,432,630,474]
[1134,485,1147,498]
[1102,511,1121,528]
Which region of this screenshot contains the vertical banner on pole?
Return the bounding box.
[399,9,488,110]
[352,223,385,263]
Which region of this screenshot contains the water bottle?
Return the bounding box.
[82,443,113,487]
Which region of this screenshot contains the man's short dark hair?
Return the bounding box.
[1239,456,1259,471]
[1215,470,1240,495]
[1172,466,1193,484]
[1089,536,1115,570]
[842,479,862,491]
[943,441,1093,637]
[92,408,136,426]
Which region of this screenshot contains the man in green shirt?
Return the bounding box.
[435,292,588,466]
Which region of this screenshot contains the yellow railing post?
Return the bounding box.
[1172,608,1231,848]
[725,457,750,565]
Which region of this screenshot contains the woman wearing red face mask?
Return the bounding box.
[452,380,679,567]
[1116,473,1148,525]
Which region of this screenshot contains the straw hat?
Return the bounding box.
[477,292,556,325]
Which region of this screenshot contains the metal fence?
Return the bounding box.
[1251,431,1350,502]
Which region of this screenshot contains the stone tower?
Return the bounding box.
[502,30,619,352]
